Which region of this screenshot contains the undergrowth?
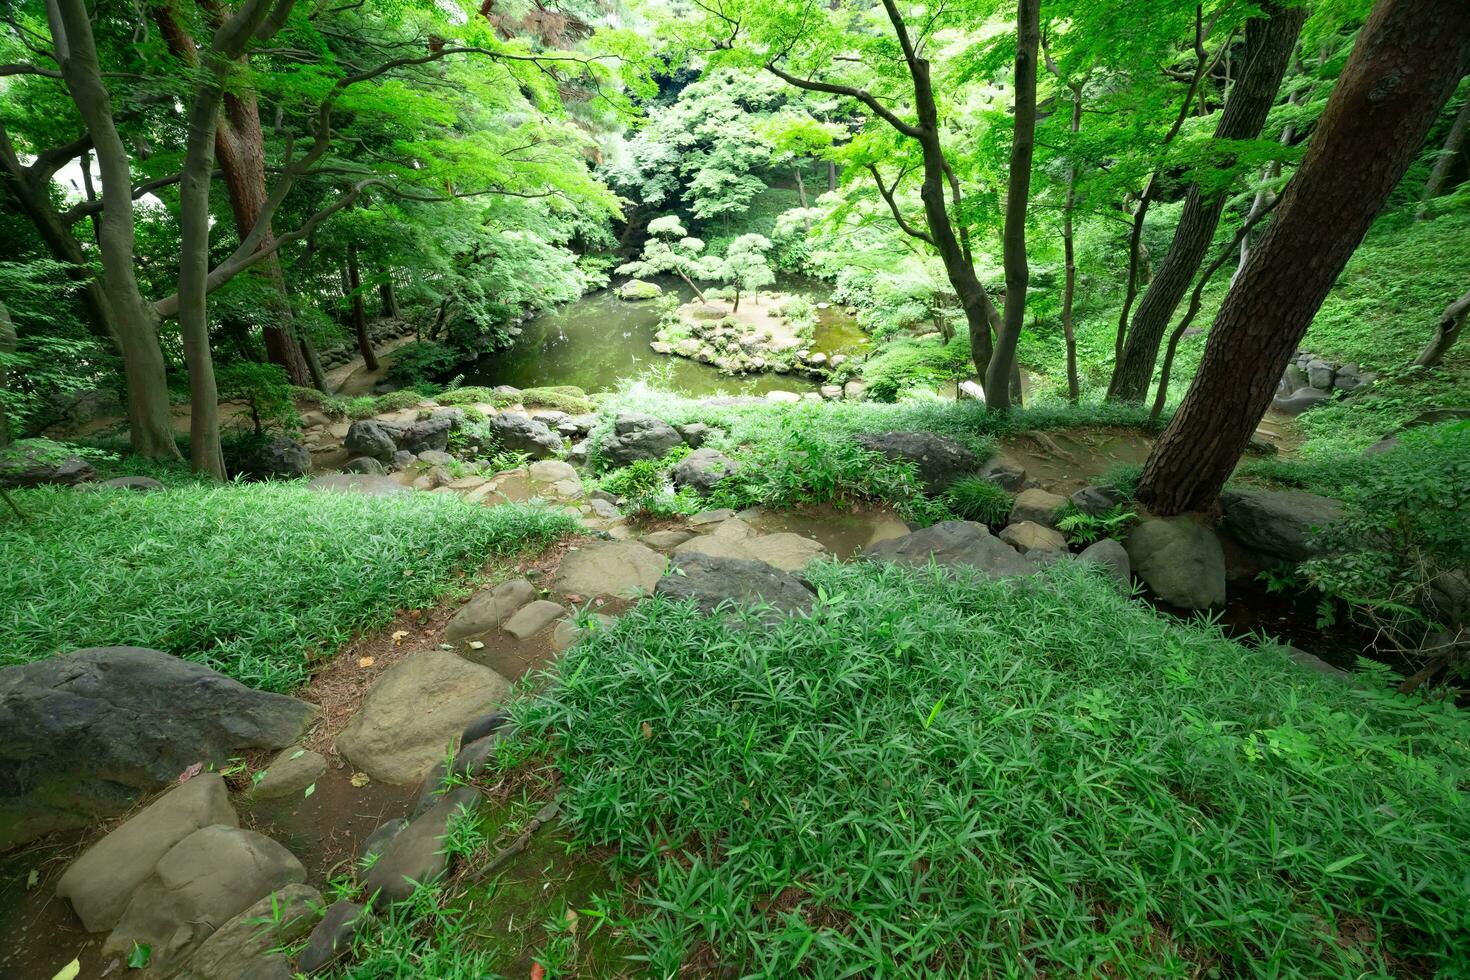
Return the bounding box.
[0,486,576,690]
[513,559,1470,977]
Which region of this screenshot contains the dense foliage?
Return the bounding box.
[0,486,575,690]
[520,559,1470,975]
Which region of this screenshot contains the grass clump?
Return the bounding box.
[942,475,1012,526]
[0,485,576,690]
[515,559,1470,976]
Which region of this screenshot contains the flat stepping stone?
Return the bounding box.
[528,460,579,484]
[335,650,511,784]
[689,508,735,527]
[553,540,666,598]
[655,554,815,618]
[641,529,695,552]
[249,746,327,800]
[446,578,536,642]
[864,521,1037,578]
[999,521,1067,554]
[673,517,827,573]
[502,600,566,639]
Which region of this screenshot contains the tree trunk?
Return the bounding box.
[1136,0,1470,516]
[1415,286,1470,367]
[380,277,401,318]
[300,332,330,390]
[1061,82,1082,403]
[982,0,1041,411]
[793,164,809,208]
[1416,93,1470,220]
[1109,1,1305,403]
[346,242,378,371]
[46,0,180,460]
[0,299,14,448]
[827,159,837,193]
[154,3,311,389]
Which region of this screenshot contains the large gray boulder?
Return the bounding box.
[601,413,684,466]
[57,774,238,932]
[672,518,827,573]
[1272,386,1330,416]
[0,647,316,850]
[853,431,977,493]
[655,554,815,618]
[398,416,453,454]
[672,448,739,494]
[335,650,511,784]
[0,449,96,488]
[976,453,1027,491]
[344,420,399,462]
[1219,488,1344,563]
[488,412,562,459]
[864,521,1037,578]
[102,825,307,974]
[174,883,321,980]
[1124,518,1226,609]
[241,436,311,480]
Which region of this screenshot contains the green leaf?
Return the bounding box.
[1324,854,1366,875]
[303,783,316,799]
[128,942,151,969]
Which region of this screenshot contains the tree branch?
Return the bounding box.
[867,163,934,245]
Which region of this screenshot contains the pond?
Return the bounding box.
[456,276,870,396]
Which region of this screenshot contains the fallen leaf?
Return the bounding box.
[391,630,408,645]
[358,656,376,668]
[530,963,545,980]
[350,772,371,788]
[289,749,306,761]
[50,960,80,980]
[303,783,316,799]
[26,868,39,889]
[127,942,151,969]
[467,640,485,650]
[177,762,204,784]
[640,722,653,740]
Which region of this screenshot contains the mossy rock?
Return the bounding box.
[617,279,663,301]
[519,387,595,414]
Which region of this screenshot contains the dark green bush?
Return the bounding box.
[387,341,459,386]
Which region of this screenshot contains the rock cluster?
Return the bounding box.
[1272,351,1374,415]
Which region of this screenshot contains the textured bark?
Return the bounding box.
[45,0,180,460]
[982,0,1040,412]
[1416,94,1470,220]
[1136,0,1470,516]
[1109,1,1306,402]
[346,242,378,371]
[379,276,401,318]
[1415,286,1470,367]
[154,2,311,388]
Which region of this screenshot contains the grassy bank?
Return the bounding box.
[510,559,1470,977]
[0,485,576,690]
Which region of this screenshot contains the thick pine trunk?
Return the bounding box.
[1109,2,1305,403]
[1136,0,1470,516]
[1416,94,1470,220]
[47,0,180,460]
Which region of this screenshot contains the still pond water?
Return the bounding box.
[459,277,869,396]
